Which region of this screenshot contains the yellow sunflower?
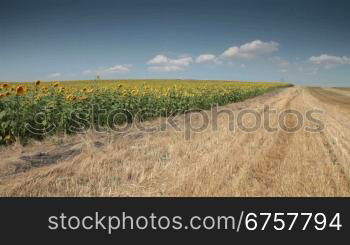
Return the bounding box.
[66,94,77,101]
[16,86,26,95]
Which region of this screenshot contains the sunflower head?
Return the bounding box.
[131,89,139,96]
[16,86,26,95]
[35,80,41,86]
[53,82,60,88]
[3,134,14,143]
[66,94,77,101]
[2,83,9,89]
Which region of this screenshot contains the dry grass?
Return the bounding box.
[0,87,350,196]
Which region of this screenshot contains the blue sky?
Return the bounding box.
[1,0,350,86]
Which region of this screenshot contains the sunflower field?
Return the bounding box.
[0,80,291,144]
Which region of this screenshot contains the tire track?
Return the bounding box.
[307,88,350,186]
[232,88,301,193]
[264,89,300,161]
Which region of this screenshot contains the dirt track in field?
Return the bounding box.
[0,86,349,196]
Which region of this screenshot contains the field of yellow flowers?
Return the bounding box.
[0,80,290,144]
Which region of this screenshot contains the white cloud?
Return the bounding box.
[148,65,186,72]
[147,54,193,66]
[147,54,193,72]
[309,54,350,69]
[48,72,61,78]
[102,65,131,73]
[147,54,169,65]
[82,65,131,76]
[195,54,221,64]
[221,40,279,60]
